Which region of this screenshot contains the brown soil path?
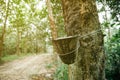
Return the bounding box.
[0,54,57,80]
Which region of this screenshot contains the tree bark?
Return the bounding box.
[61,0,105,80]
[0,0,10,60]
[46,0,58,61]
[46,0,58,39]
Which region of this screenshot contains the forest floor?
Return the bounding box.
[0,54,57,80]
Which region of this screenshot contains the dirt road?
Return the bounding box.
[0,54,56,80]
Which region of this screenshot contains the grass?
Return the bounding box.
[1,53,33,62]
[1,55,19,62]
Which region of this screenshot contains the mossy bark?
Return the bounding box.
[61,0,105,80]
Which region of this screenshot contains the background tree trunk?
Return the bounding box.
[61,0,105,80]
[0,0,10,61]
[16,27,20,55]
[0,37,3,61]
[46,0,58,39]
[46,0,58,62]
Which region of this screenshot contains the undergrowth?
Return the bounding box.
[1,53,33,62]
[54,61,68,80]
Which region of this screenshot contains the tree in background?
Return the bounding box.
[97,0,120,23]
[97,0,120,80]
[51,0,65,37]
[0,0,50,57]
[46,0,58,39]
[61,0,105,80]
[104,0,119,22]
[0,0,10,61]
[105,29,120,80]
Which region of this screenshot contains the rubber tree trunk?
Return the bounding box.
[61,0,105,80]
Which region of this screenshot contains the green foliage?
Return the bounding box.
[105,28,120,80]
[1,55,18,62]
[54,63,68,80]
[106,0,120,22]
[1,53,32,62]
[97,0,120,23]
[46,63,53,69]
[0,1,5,24]
[97,0,120,79]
